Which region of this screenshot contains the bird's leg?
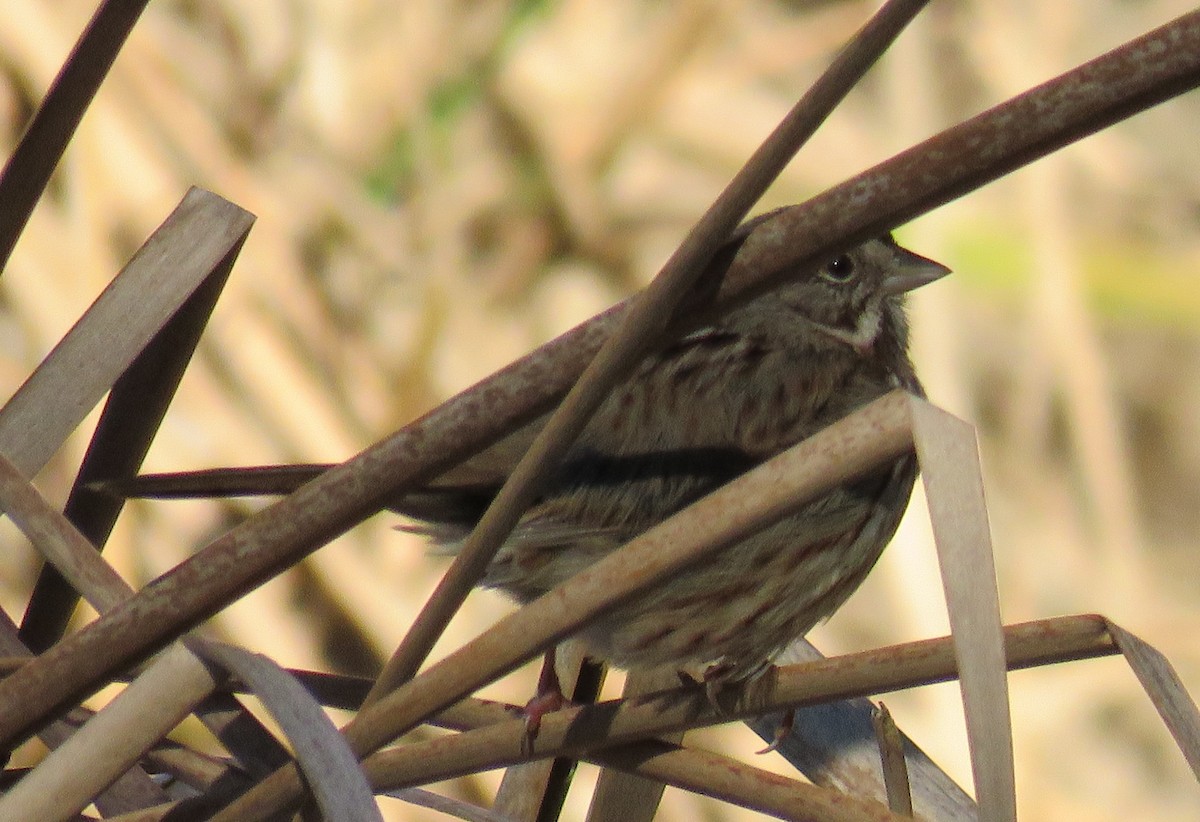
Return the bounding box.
[522,646,569,740]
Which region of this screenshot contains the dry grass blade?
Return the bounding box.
[363,0,934,707]
[493,734,565,821]
[22,226,244,651]
[0,0,150,270]
[1105,621,1200,781]
[193,641,382,822]
[584,668,684,822]
[910,400,1013,822]
[871,703,914,817]
[0,187,255,480]
[0,643,218,822]
[748,640,976,820]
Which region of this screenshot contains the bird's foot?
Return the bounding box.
[694,661,788,754]
[519,648,571,744]
[699,660,774,712]
[702,662,737,712]
[521,688,568,741]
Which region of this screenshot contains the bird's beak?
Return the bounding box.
[882,247,952,296]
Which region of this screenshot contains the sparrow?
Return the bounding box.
[401,232,949,698]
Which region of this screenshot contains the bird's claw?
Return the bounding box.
[755,708,795,754]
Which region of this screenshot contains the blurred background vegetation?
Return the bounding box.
[1,0,1198,819]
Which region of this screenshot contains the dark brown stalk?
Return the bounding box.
[0,0,151,271]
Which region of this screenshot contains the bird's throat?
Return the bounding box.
[806,303,884,355]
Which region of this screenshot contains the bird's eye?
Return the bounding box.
[822,255,856,282]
